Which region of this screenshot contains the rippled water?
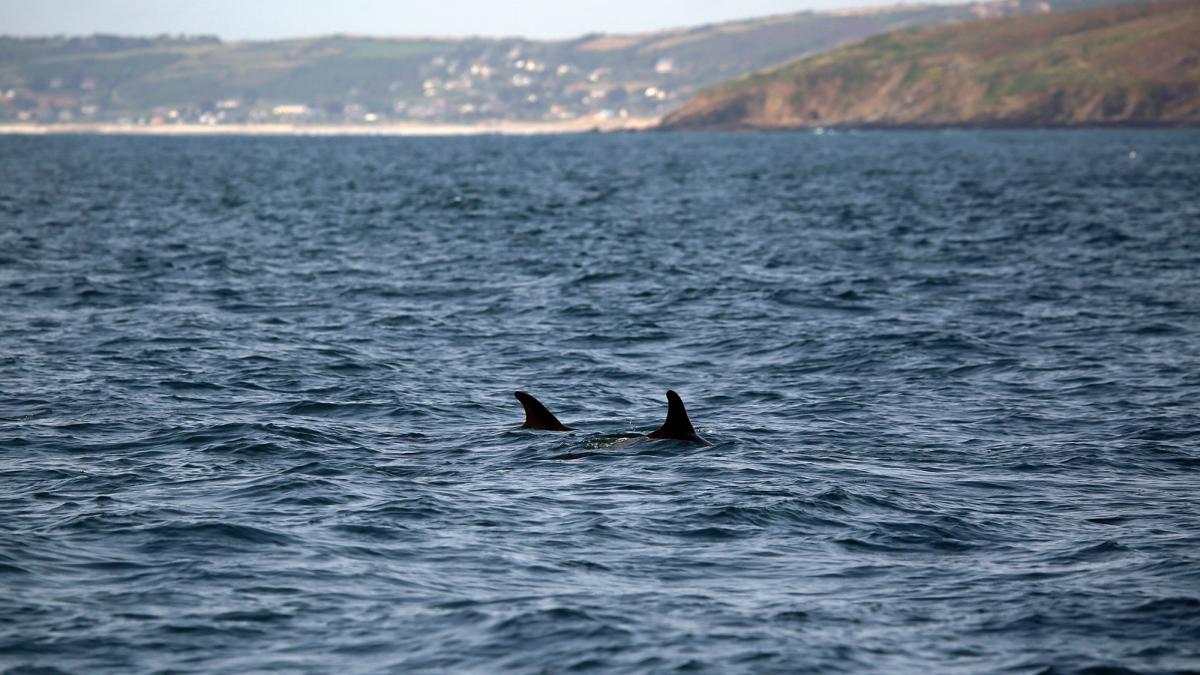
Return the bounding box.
[1,131,1198,673]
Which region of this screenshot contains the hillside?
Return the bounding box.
[0,0,1131,126]
[660,0,1200,129]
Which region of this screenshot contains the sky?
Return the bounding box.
[0,0,952,41]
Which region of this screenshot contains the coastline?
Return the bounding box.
[0,117,660,137]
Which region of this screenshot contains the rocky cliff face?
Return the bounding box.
[660,0,1200,129]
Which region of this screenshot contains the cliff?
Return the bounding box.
[660,0,1200,129]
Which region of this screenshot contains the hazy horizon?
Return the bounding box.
[0,0,963,41]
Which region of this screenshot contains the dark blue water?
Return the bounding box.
[1,131,1198,673]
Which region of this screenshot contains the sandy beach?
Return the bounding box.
[0,117,660,137]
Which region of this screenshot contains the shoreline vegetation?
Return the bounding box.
[0,116,660,136]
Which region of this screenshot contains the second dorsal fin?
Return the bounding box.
[647,390,710,446]
[514,391,574,431]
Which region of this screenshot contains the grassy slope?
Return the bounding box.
[661,0,1200,128]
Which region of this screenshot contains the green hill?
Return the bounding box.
[0,0,1135,125]
[660,0,1200,129]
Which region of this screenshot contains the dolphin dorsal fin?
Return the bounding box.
[514,391,574,431]
[647,390,710,445]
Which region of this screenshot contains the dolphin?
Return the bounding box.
[513,389,710,446]
[645,390,710,446]
[514,391,575,431]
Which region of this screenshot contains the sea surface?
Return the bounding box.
[1,130,1198,674]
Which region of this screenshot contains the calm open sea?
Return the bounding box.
[1,131,1198,673]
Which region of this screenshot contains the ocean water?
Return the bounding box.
[1,130,1198,674]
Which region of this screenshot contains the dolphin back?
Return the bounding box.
[647,390,710,446]
[514,391,574,431]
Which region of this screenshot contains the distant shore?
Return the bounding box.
[0,117,660,137]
